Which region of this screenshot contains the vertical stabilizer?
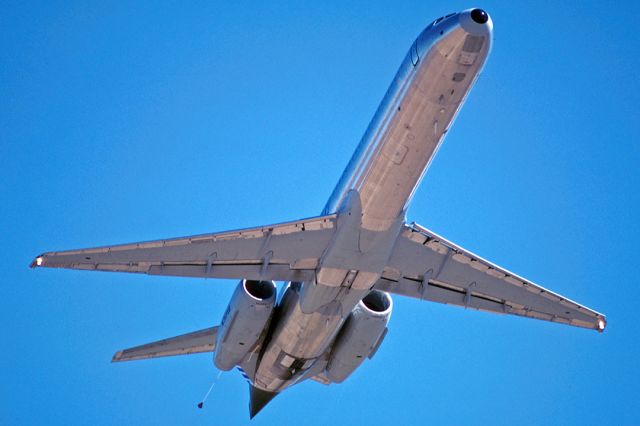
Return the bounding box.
[249,386,278,419]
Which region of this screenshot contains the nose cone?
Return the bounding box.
[470,9,489,24]
[459,8,493,36]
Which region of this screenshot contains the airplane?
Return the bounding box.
[31,8,605,419]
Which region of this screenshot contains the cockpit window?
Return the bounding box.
[432,13,456,26]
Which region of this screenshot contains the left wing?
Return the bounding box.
[32,214,336,283]
[375,223,606,331]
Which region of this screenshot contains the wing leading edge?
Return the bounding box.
[31,214,336,283]
[376,223,606,331]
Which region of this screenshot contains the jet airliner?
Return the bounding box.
[32,9,605,418]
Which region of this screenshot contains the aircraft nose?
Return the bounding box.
[470,8,489,24]
[459,8,493,36]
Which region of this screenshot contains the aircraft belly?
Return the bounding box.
[253,283,369,392]
[253,17,492,396]
[324,23,490,232]
[356,30,486,232]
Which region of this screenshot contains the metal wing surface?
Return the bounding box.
[375,223,606,331]
[112,326,219,362]
[32,215,336,283]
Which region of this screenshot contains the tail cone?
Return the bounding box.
[249,386,278,419]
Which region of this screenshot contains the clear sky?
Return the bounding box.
[2,1,639,425]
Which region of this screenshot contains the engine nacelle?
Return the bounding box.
[214,279,276,371]
[326,290,392,383]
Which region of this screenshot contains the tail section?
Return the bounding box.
[249,385,278,419]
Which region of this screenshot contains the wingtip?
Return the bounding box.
[597,317,606,333]
[30,255,45,268]
[112,351,124,363]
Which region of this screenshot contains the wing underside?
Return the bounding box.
[33,214,604,331]
[32,214,337,283]
[375,223,606,331]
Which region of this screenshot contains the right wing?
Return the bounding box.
[376,223,606,331]
[112,326,218,362]
[32,214,336,283]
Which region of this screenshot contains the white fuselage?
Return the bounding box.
[253,11,492,393]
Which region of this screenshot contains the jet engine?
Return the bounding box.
[214,279,277,371]
[325,290,392,383]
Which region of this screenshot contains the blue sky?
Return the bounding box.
[2,1,639,424]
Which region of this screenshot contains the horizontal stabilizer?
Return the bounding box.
[112,326,218,362]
